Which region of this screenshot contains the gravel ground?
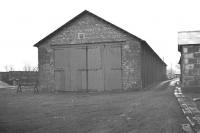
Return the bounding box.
[0,80,186,133]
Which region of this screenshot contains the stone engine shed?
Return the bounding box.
[34,10,166,92]
[178,31,200,90]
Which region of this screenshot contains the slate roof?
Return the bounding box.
[178,31,200,45]
[178,31,200,51]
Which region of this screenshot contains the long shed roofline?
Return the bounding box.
[33,10,166,66]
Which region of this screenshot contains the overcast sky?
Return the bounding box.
[0,0,200,71]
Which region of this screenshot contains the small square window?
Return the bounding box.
[78,33,85,39]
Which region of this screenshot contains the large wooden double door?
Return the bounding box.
[54,44,122,91]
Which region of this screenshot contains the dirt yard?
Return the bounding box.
[0,80,186,133]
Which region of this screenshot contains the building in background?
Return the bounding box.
[34,10,166,92]
[0,72,10,84]
[0,71,38,86]
[178,31,200,91]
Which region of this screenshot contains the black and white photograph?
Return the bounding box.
[0,0,200,132]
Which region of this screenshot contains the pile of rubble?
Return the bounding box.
[174,86,200,133]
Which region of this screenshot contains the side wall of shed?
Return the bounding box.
[37,14,142,91]
[141,43,166,88]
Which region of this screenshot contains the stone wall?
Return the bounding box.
[122,39,142,90]
[180,45,200,87]
[141,43,166,88]
[38,45,55,91]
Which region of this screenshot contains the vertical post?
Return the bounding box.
[86,45,89,92]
